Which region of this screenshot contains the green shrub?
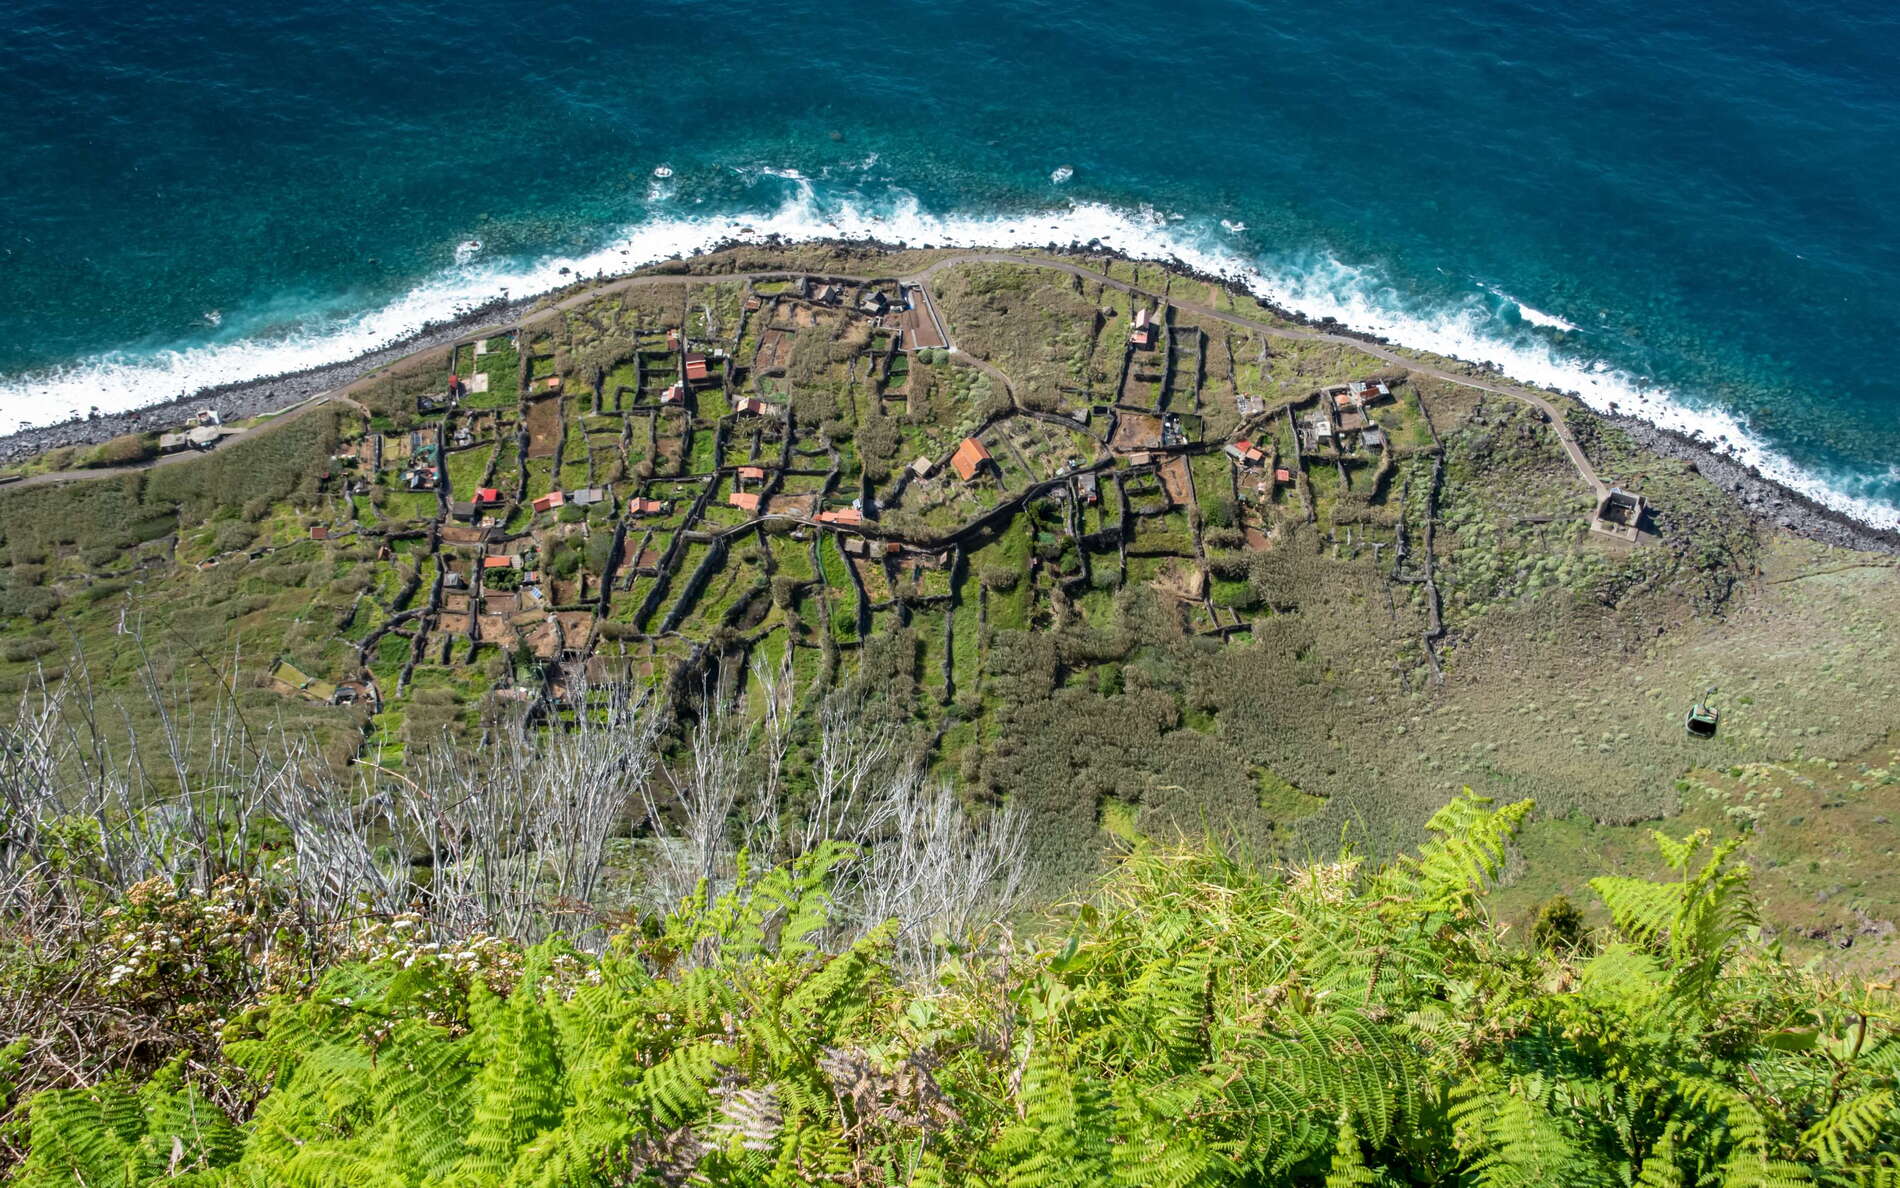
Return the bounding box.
[13,796,1900,1187]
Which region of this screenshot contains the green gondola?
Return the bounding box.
[1685,686,1719,738]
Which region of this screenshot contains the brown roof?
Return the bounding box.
[728,492,761,511]
[737,465,767,480]
[950,437,992,482]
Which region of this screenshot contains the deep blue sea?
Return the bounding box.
[4,0,1898,525]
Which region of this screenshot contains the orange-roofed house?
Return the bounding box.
[660,382,686,405]
[544,376,562,391]
[483,555,518,570]
[734,396,780,417]
[950,437,992,482]
[474,486,501,505]
[728,492,761,512]
[737,465,767,481]
[628,497,670,516]
[1274,467,1294,485]
[816,508,863,526]
[532,491,566,513]
[684,353,710,383]
[1224,440,1266,466]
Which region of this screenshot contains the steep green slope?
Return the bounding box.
[1,247,1897,945]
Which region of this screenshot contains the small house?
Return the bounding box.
[860,291,890,316]
[684,354,710,383]
[474,486,501,505]
[666,329,681,350]
[660,382,686,405]
[1590,488,1647,544]
[737,465,767,481]
[728,492,761,512]
[532,491,566,513]
[1274,467,1294,485]
[1128,308,1157,349]
[909,454,936,480]
[1075,472,1100,504]
[187,425,223,450]
[1361,425,1386,450]
[816,507,863,526]
[1224,440,1266,467]
[950,437,992,482]
[158,432,189,454]
[483,555,519,570]
[570,488,606,507]
[734,396,781,418]
[743,294,763,312]
[627,497,671,516]
[1348,379,1392,405]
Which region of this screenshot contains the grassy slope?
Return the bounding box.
[1,249,1897,962]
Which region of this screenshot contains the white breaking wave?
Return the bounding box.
[1481,281,1582,332]
[1,183,1893,530]
[1513,302,1581,333]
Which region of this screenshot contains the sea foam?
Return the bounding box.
[1,180,1893,530]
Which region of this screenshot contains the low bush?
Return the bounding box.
[11,795,1900,1186]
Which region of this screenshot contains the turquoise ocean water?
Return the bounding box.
[3,0,1897,524]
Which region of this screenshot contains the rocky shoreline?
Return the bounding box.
[3,239,1896,558]
[1603,413,1900,556]
[0,293,538,467]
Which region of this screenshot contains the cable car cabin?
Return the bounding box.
[1685,688,1719,738]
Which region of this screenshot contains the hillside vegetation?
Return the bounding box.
[10,793,1900,1187]
[2,246,1899,954]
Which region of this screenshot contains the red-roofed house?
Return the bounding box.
[1128,307,1156,349]
[666,329,680,350]
[532,491,565,513]
[737,465,767,481]
[1224,440,1266,466]
[483,555,518,570]
[628,497,670,516]
[728,491,761,512]
[684,353,710,383]
[544,376,562,391]
[950,437,992,482]
[474,487,501,505]
[1274,467,1294,485]
[660,382,686,405]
